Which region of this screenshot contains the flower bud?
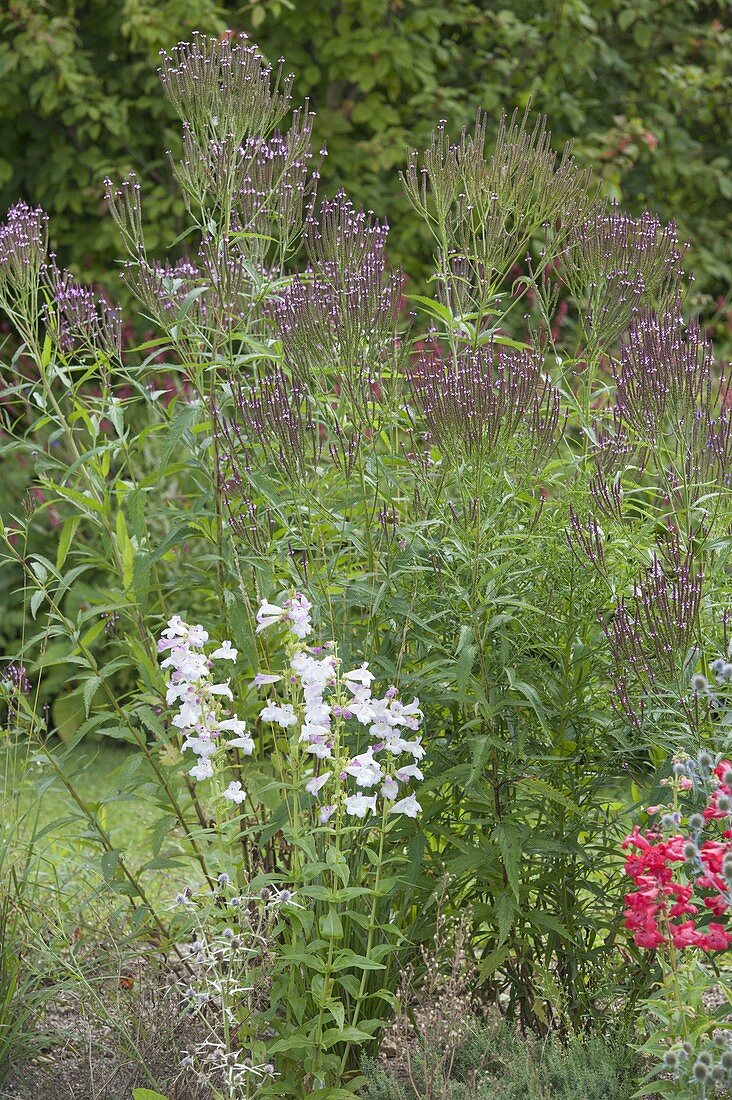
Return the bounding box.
[689,813,704,831]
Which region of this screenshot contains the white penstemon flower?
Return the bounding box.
[255,594,426,822]
[158,617,250,802]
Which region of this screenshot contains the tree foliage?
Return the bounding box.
[0,1,729,323]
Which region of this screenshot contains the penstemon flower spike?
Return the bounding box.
[254,593,425,819]
[157,616,252,795]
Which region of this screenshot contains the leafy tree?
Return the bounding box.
[0,1,729,314]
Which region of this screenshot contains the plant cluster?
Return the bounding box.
[0,25,730,1099]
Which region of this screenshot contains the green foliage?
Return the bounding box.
[0,24,730,1096]
[0,1,730,323]
[636,959,732,1098]
[361,1017,640,1099]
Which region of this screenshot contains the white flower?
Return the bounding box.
[211,640,237,661]
[291,650,336,688]
[172,700,203,729]
[305,740,333,760]
[253,672,281,686]
[162,614,187,639]
[319,804,337,824]
[219,717,247,735]
[381,776,399,800]
[303,699,331,725]
[395,763,424,782]
[345,793,378,818]
[305,772,331,796]
[189,758,214,782]
[227,734,254,755]
[384,734,425,760]
[182,735,217,757]
[208,681,233,700]
[343,663,375,687]
[259,702,297,727]
[348,689,375,724]
[285,593,312,639]
[256,599,284,633]
[367,697,397,738]
[345,750,383,788]
[223,780,246,804]
[161,648,208,680]
[299,721,331,743]
[389,697,423,730]
[186,624,209,648]
[390,794,421,818]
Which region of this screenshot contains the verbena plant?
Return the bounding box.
[0,29,730,1095]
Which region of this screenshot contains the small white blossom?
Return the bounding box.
[390,794,421,818]
[211,640,237,661]
[345,750,383,788]
[305,772,331,796]
[253,672,281,686]
[227,734,254,755]
[305,740,333,760]
[208,681,234,700]
[256,599,285,633]
[345,793,378,818]
[182,735,217,757]
[218,717,247,735]
[343,663,376,687]
[285,593,312,639]
[395,762,424,782]
[259,702,297,727]
[223,781,246,804]
[189,758,214,782]
[381,775,399,800]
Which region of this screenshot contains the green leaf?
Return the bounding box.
[320,909,344,939]
[29,588,45,619]
[321,1025,375,1049]
[495,891,517,945]
[82,675,103,717]
[56,516,80,571]
[101,849,121,882]
[132,1091,170,1100]
[477,944,511,982]
[494,822,524,901]
[160,401,200,471]
[328,999,346,1030]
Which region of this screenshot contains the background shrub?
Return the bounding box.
[0,0,729,321]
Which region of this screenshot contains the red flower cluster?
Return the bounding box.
[623,761,732,952]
